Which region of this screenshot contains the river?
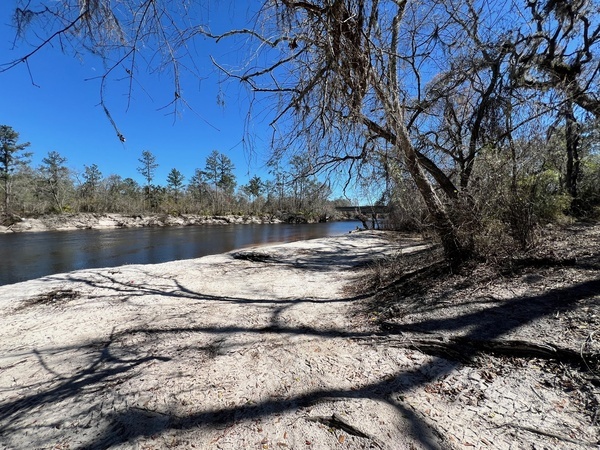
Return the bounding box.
[0,221,361,286]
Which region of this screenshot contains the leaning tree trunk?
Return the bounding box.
[374,1,468,270]
[395,122,468,269]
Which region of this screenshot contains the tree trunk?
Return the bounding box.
[2,175,9,215]
[564,100,581,205]
[395,122,467,268]
[374,2,468,269]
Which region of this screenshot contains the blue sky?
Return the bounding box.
[0,2,284,191]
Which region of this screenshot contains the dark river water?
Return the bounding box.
[0,221,360,286]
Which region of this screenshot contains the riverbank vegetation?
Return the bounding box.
[0,125,351,224]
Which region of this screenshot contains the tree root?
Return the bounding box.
[359,328,599,370]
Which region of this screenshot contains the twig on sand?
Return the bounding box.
[499,422,599,447]
[305,413,384,447]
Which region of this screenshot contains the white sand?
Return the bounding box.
[2,230,594,450]
[1,231,440,449]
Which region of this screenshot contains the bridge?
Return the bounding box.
[335,205,389,229]
[334,205,390,214]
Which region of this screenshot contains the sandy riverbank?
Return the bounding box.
[0,229,597,449]
[0,213,284,233]
[0,231,436,449]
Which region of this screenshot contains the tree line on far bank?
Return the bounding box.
[0,125,347,222]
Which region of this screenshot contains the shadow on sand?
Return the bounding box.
[0,234,597,449]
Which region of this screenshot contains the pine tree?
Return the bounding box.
[137,150,158,210]
[166,168,185,203]
[0,125,31,215]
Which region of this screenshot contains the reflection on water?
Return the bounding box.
[0,221,360,286]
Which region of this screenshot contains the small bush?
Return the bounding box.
[0,213,22,227]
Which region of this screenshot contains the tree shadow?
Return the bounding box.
[78,278,597,449]
[1,241,597,449]
[0,329,170,437]
[90,361,448,450]
[379,277,600,343]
